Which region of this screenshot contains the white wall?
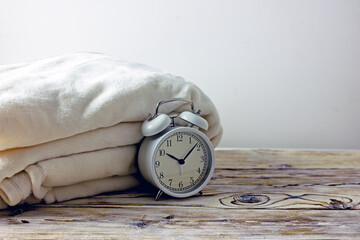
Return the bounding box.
[0,0,359,149]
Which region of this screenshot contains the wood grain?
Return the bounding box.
[1,148,360,239]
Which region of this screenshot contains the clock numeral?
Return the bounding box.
[159,172,164,179]
[179,181,183,188]
[168,179,173,186]
[200,155,206,162]
[159,149,166,156]
[196,144,201,151]
[155,161,160,168]
[190,177,195,185]
[177,134,183,142]
[197,167,201,173]
[189,137,192,144]
[166,139,172,147]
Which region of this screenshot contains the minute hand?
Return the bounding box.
[183,143,198,161]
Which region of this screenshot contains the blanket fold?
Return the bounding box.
[0,53,223,209]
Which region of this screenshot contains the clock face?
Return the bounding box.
[153,130,212,193]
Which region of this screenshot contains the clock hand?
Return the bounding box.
[166,153,181,162]
[166,153,183,175]
[166,153,185,165]
[182,143,198,161]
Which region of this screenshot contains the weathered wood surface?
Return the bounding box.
[1,148,360,239]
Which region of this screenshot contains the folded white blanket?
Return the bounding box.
[0,53,223,209]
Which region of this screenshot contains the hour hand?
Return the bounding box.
[166,153,181,162]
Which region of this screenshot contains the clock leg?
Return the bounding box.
[155,190,164,201]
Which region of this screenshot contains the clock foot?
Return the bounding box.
[155,190,164,201]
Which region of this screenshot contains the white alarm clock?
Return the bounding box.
[138,98,215,199]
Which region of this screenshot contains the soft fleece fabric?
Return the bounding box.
[0,53,223,209]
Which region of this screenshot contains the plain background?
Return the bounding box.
[0,0,359,149]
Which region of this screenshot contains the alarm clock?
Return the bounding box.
[138,98,215,199]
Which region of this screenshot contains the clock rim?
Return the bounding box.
[138,126,215,198]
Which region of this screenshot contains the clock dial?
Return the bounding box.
[154,131,211,193]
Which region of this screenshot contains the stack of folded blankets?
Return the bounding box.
[0,53,222,209]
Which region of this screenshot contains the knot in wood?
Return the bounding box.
[234,195,262,204]
[328,199,353,210]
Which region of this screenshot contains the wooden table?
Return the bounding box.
[1,149,360,239]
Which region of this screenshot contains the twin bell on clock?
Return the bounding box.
[138,98,215,199]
